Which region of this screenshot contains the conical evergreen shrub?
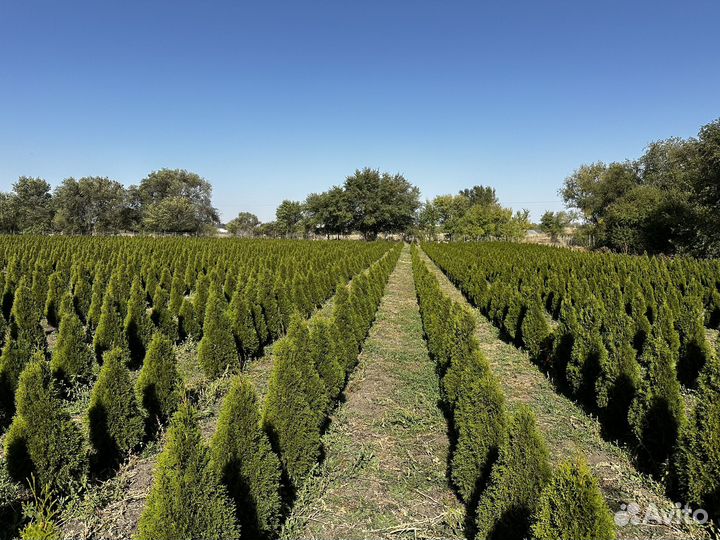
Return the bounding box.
[136,333,180,430]
[308,316,345,406]
[193,273,210,327]
[475,406,552,540]
[178,297,201,342]
[671,353,720,519]
[10,279,44,351]
[521,300,552,361]
[137,402,240,540]
[628,328,685,470]
[44,272,65,328]
[93,286,125,362]
[168,272,184,316]
[283,314,327,424]
[332,284,358,370]
[450,361,507,505]
[262,335,322,489]
[198,288,239,379]
[0,335,34,426]
[124,277,152,368]
[151,285,177,341]
[4,355,87,493]
[211,376,282,539]
[50,296,94,387]
[532,458,616,540]
[88,348,144,471]
[228,288,260,361]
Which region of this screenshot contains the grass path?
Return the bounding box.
[418,247,705,540]
[283,245,465,540]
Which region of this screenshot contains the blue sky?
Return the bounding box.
[1,0,718,222]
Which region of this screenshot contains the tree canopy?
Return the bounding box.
[560,118,720,256]
[0,168,219,236]
[417,185,530,241]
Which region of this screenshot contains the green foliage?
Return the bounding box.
[671,353,720,519]
[332,284,358,370]
[124,277,152,368]
[532,458,616,540]
[136,333,180,430]
[18,477,62,540]
[88,348,144,470]
[308,316,345,405]
[628,328,685,470]
[262,336,322,488]
[10,278,44,351]
[474,406,552,540]
[210,376,282,539]
[50,297,94,387]
[178,297,201,342]
[0,335,33,426]
[198,288,239,379]
[520,300,552,360]
[228,288,260,360]
[43,272,65,328]
[450,358,507,505]
[93,283,125,362]
[4,356,87,494]
[137,402,240,540]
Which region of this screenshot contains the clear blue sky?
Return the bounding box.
[1,0,718,222]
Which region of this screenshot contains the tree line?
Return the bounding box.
[560,118,720,257]
[0,169,219,236]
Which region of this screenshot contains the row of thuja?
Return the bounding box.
[1,243,400,539]
[137,244,401,539]
[411,246,616,540]
[422,241,720,524]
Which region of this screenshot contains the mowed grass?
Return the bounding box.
[283,246,464,540]
[418,247,708,540]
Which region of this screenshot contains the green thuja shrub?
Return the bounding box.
[10,279,45,351]
[71,269,92,322]
[677,319,713,388]
[137,402,240,540]
[308,316,345,406]
[178,297,201,342]
[628,328,685,471]
[30,269,48,320]
[211,376,282,539]
[151,285,177,342]
[671,353,720,519]
[136,333,180,431]
[566,328,607,404]
[198,288,239,379]
[532,458,616,540]
[283,314,328,424]
[442,349,488,410]
[332,284,359,370]
[0,336,34,426]
[228,288,260,361]
[475,406,552,540]
[168,273,184,316]
[262,335,322,489]
[5,356,87,494]
[85,271,105,331]
[521,301,552,361]
[193,273,210,327]
[50,295,94,388]
[124,277,152,368]
[93,287,125,362]
[43,272,65,328]
[450,359,507,505]
[88,348,144,471]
